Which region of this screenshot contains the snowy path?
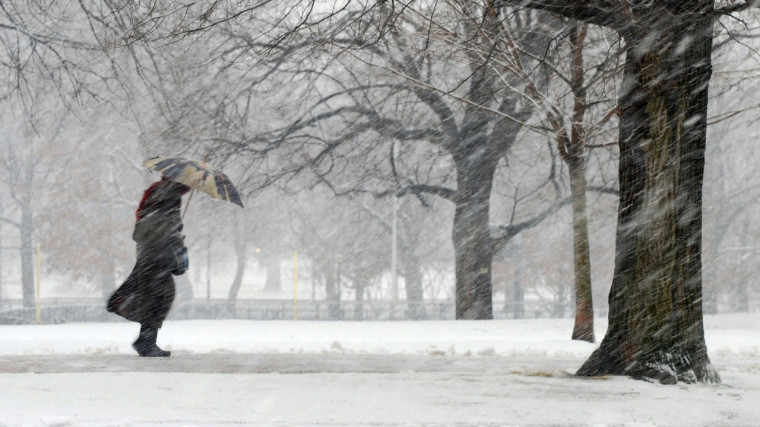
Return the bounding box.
[1,352,759,426]
[1,354,759,426]
[0,352,580,374]
[1,316,759,426]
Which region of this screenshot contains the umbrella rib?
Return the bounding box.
[216,174,229,201]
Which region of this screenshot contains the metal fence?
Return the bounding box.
[169,300,460,321]
[0,298,587,324]
[1,297,757,325]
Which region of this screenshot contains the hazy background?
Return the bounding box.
[1,1,759,321]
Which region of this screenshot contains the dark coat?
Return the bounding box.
[107,179,189,328]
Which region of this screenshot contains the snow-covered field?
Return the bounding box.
[1,313,758,426]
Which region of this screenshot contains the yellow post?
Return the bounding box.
[293,251,299,320]
[35,244,41,325]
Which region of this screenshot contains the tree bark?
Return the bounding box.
[568,155,595,342]
[577,5,718,383]
[453,156,498,320]
[557,21,595,343]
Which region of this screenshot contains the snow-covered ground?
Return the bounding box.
[1,313,758,426]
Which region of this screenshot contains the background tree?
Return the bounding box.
[37,112,144,301]
[547,23,618,342]
[501,17,621,340]
[0,117,51,308]
[702,23,760,313]
[0,0,146,306]
[234,3,574,319]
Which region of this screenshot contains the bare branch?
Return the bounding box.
[714,1,758,16]
[491,196,571,252]
[491,0,629,30]
[0,215,21,229]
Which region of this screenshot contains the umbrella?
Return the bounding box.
[143,156,244,215]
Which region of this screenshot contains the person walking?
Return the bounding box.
[107,176,190,357]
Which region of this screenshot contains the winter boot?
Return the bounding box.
[132,324,171,357]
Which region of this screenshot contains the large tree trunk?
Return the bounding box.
[568,155,594,342]
[453,158,497,320]
[577,8,718,383]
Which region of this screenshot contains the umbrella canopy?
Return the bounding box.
[143,156,244,208]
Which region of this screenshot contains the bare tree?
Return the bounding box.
[543,23,620,341]
[0,125,40,308]
[701,26,760,313]
[0,106,72,307]
[0,0,152,305]
[231,3,574,320]
[493,13,620,339]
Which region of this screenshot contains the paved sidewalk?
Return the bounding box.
[0,352,580,375]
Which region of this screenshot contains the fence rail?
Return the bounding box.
[1,297,757,325]
[0,298,595,324]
